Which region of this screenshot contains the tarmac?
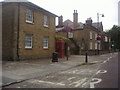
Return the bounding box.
[1,54,113,88]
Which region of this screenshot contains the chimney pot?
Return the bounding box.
[76,10,77,13]
[74,10,75,13]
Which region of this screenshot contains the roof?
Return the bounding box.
[56,25,72,32]
[63,19,84,29]
[92,22,102,29]
[1,1,58,17]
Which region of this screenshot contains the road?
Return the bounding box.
[87,52,119,88]
[2,53,119,88]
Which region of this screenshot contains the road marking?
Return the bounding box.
[90,78,102,88]
[103,57,112,64]
[96,70,107,74]
[67,77,76,81]
[69,78,87,87]
[30,79,65,86]
[75,78,87,87]
[103,60,107,63]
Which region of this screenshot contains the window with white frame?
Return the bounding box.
[90,32,92,39]
[25,35,33,49]
[95,42,97,49]
[89,42,93,49]
[68,32,73,38]
[44,15,49,27]
[43,36,49,49]
[26,9,33,23]
[95,33,97,40]
[105,36,108,42]
[109,38,111,42]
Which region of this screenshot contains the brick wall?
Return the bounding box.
[18,4,56,60]
[2,3,18,60]
[2,2,56,60]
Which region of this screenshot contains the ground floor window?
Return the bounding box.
[43,36,49,49]
[95,42,97,49]
[89,42,93,50]
[25,34,33,49]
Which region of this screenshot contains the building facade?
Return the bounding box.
[2,2,57,60]
[56,10,110,55]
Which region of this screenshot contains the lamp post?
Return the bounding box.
[97,13,104,34]
[97,13,104,55]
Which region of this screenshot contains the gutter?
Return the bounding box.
[16,2,20,61]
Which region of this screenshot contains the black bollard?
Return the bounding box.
[85,52,88,63]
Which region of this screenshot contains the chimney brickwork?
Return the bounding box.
[58,15,63,27]
[73,10,78,28]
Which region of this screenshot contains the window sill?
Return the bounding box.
[26,20,34,24]
[43,25,49,28]
[43,48,49,50]
[25,47,32,50]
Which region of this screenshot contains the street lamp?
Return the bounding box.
[97,13,104,34]
[97,13,104,55]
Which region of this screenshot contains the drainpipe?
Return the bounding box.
[16,2,20,61]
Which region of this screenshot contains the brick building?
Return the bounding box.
[2,2,57,60]
[56,10,110,55]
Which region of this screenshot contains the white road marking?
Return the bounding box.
[96,70,107,74]
[90,78,102,88]
[103,60,107,63]
[81,82,87,87]
[69,78,87,87]
[75,78,87,87]
[30,79,65,86]
[103,57,112,64]
[67,77,76,81]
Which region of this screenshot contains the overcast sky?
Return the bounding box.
[1,0,120,31]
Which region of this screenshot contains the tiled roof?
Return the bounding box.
[1,1,58,17]
[21,2,58,17]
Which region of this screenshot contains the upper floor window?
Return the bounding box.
[25,34,33,49]
[68,32,73,38]
[26,9,33,23]
[90,32,92,40]
[95,33,97,40]
[44,15,49,27]
[105,36,108,42]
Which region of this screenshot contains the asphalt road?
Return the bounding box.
[2,52,119,88]
[88,52,119,88]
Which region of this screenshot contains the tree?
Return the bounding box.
[106,25,120,50]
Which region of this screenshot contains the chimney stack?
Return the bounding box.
[73,10,78,28]
[58,15,63,27]
[86,17,93,26]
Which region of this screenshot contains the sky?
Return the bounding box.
[1,0,120,31]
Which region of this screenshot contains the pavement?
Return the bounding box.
[1,53,116,88]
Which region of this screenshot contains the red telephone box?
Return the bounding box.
[55,39,65,58]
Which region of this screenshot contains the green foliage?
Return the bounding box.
[55,35,70,41]
[106,25,120,49]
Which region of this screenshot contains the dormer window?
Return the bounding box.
[44,15,49,27]
[26,9,33,23]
